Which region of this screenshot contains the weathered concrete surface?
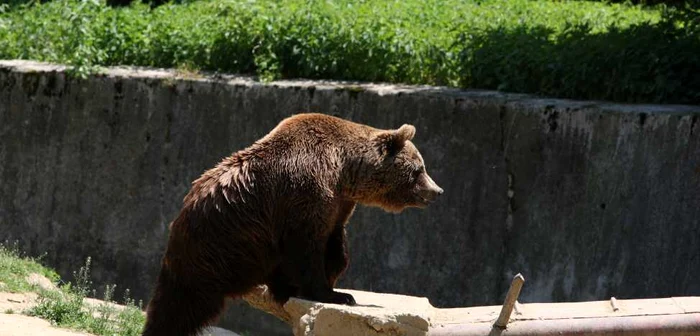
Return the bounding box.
[255,288,700,336]
[0,60,699,335]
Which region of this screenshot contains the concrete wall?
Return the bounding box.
[1,60,699,335]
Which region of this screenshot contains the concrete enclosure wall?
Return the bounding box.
[1,60,699,335]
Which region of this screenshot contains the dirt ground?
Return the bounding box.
[0,287,240,336]
[0,313,94,336]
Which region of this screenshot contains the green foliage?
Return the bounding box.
[26,257,147,336]
[0,0,697,104]
[459,21,700,103]
[0,245,146,336]
[0,241,60,293]
[28,289,88,328]
[115,290,149,336]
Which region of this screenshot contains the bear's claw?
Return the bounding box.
[330,291,356,306]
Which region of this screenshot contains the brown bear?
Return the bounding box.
[141,113,443,336]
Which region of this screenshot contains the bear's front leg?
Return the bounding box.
[300,252,355,305]
[325,199,356,288]
[324,223,349,288]
[285,229,356,305]
[265,265,300,304]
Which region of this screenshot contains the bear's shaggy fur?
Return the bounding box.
[142,113,443,336]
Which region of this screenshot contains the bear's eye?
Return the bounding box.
[412,166,423,179]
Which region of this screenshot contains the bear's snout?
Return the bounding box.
[417,173,443,203]
[418,185,443,202]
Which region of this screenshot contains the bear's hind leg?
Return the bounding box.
[142,269,227,336]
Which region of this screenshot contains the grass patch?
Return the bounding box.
[0,243,146,336]
[0,0,697,104]
[0,242,59,293]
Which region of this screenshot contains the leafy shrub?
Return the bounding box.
[0,0,697,104]
[0,241,59,293]
[27,257,146,336]
[0,242,146,336]
[460,22,700,104]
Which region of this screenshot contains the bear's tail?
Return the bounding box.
[141,267,225,336]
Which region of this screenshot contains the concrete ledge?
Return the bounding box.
[274,289,700,336]
[3,59,698,114]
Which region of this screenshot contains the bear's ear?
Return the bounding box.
[375,124,416,156]
[396,124,416,142]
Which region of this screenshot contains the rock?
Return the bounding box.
[26,273,58,292]
[243,288,434,336]
[289,290,432,336]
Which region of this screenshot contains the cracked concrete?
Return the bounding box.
[250,288,700,336]
[1,60,699,335]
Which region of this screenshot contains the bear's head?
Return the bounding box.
[351,124,443,213]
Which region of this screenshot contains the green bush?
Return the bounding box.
[0,241,59,293]
[27,257,146,336]
[0,243,146,336]
[0,0,697,104]
[460,22,700,103]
